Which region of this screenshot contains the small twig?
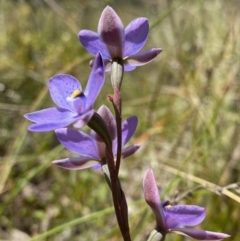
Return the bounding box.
[172,182,240,204]
[173,185,203,204]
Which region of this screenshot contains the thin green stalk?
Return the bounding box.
[27,207,114,241]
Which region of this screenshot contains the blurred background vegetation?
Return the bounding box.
[0,0,240,240]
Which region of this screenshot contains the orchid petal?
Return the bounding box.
[112,115,138,154]
[25,107,72,123]
[98,6,124,58]
[164,205,205,229]
[171,228,230,240]
[25,108,80,132]
[90,105,116,156]
[123,64,136,71]
[73,110,94,128]
[143,168,166,231]
[124,18,149,57]
[49,74,82,111]
[126,48,162,66]
[121,144,140,159]
[27,119,78,132]
[84,53,105,109]
[122,116,138,146]
[78,7,162,73]
[97,105,116,140]
[78,30,110,59]
[55,128,100,159]
[52,157,98,170]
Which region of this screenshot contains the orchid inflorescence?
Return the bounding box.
[24,6,230,241]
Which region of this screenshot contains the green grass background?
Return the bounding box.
[0,0,239,240]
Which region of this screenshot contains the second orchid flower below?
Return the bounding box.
[53,105,139,170]
[143,168,230,241]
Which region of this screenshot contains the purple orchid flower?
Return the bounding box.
[79,6,162,72]
[143,168,230,240]
[24,53,104,132]
[52,105,140,170]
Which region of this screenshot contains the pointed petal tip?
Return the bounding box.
[94,52,104,69]
[52,158,98,170]
[27,124,49,132]
[143,167,154,183]
[143,168,159,203]
[155,48,163,56]
[156,48,163,54]
[102,5,116,16]
[104,5,112,10]
[93,59,104,76]
[98,104,108,110]
[52,159,71,169]
[150,48,162,54]
[24,113,31,121]
[27,125,34,132]
[121,144,140,159]
[126,48,162,67]
[171,228,230,240]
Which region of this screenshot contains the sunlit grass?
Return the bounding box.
[0,0,239,240]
